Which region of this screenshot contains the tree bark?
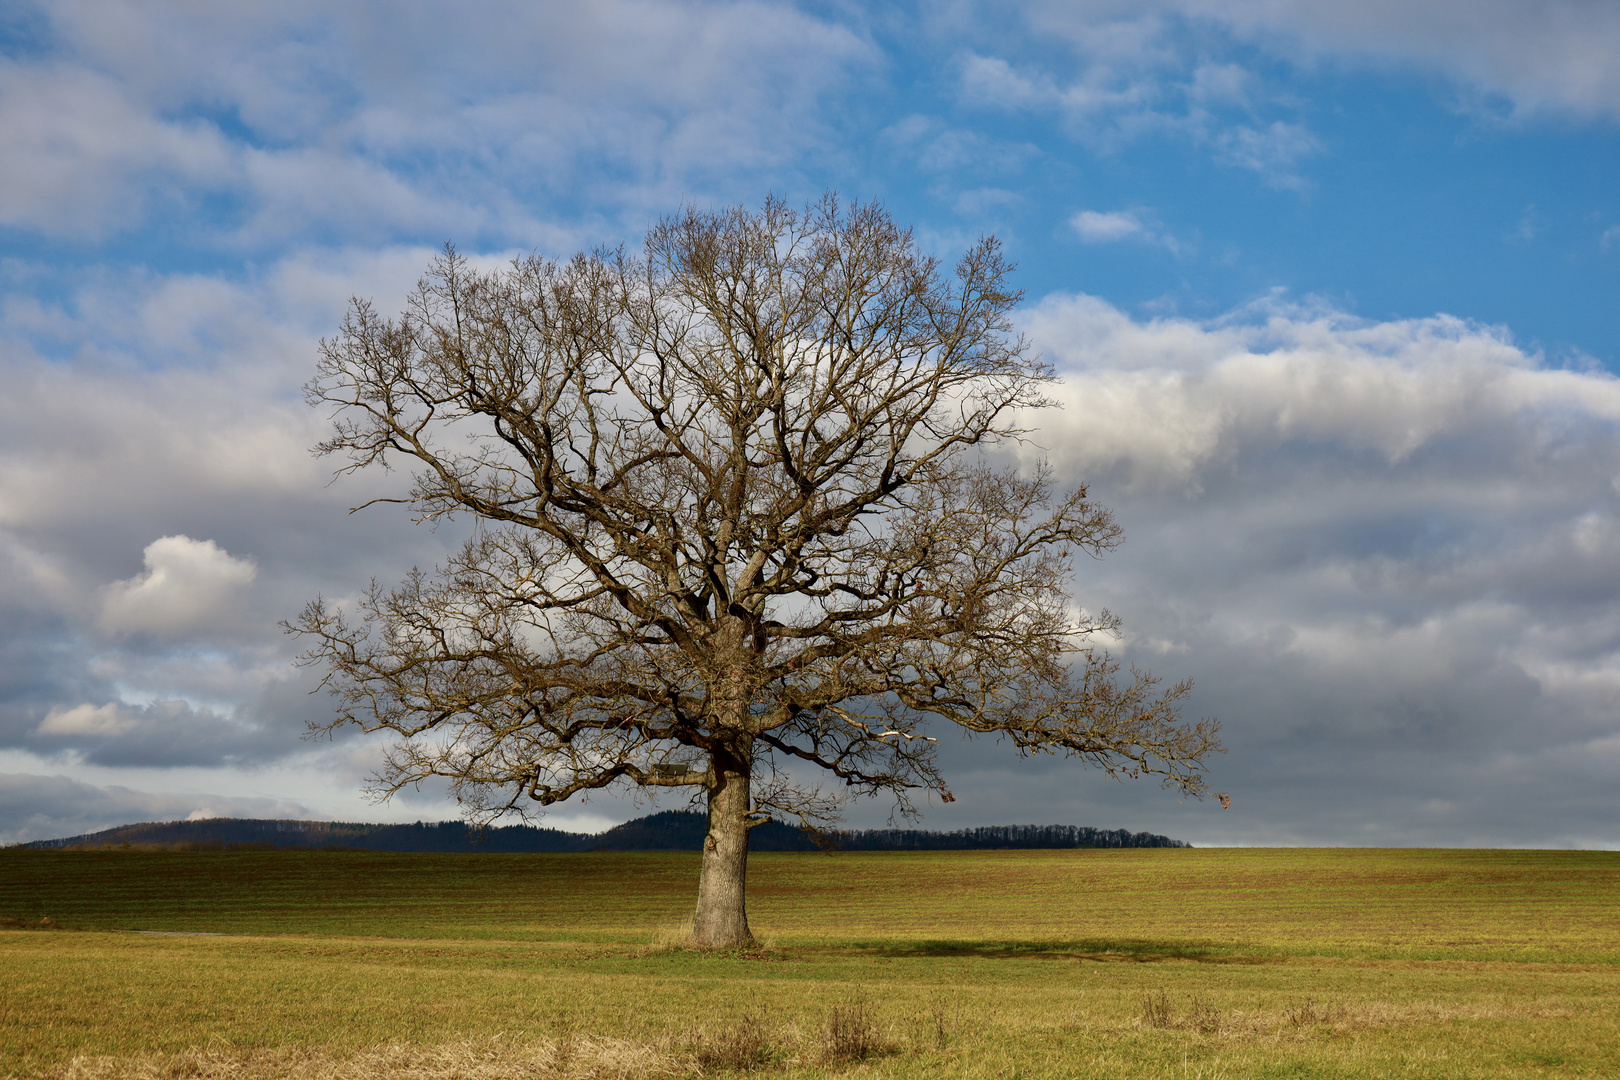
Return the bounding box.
[689,742,755,947]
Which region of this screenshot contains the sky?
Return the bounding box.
[2,0,1618,848]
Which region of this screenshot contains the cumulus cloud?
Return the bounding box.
[0,248,464,773]
[97,536,256,638]
[35,703,138,736]
[24,697,300,768]
[1022,293,1620,486]
[940,291,1620,846]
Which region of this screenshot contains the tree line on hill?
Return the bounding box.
[20,810,1187,853]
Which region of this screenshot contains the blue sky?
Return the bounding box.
[2,1,1619,846]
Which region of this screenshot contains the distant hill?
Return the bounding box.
[20,810,1186,852]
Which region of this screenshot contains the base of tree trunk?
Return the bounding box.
[688,754,754,948]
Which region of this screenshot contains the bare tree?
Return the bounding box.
[295,195,1223,948]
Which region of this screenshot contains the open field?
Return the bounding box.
[2,847,1618,1078]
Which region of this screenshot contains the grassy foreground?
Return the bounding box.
[1,847,1617,1078]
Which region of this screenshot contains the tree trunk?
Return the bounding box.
[689,742,754,948]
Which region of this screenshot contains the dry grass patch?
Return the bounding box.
[686,996,904,1071]
[42,1004,918,1080]
[1133,991,1587,1043]
[47,1036,698,1080]
[817,995,894,1066]
[687,1010,777,1071]
[1138,989,1220,1034]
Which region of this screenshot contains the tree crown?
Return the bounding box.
[297,195,1222,825]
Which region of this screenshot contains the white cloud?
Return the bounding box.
[958,25,1321,187]
[36,702,139,737]
[1009,0,1620,122]
[0,0,877,243]
[0,248,436,540]
[1183,0,1620,121]
[1071,209,1146,242]
[97,536,257,639]
[961,54,1060,112]
[0,62,233,235]
[1020,292,1619,486]
[1069,208,1182,252]
[960,47,1162,125]
[22,696,301,769]
[0,247,475,776]
[957,0,1618,196]
[985,291,1620,844]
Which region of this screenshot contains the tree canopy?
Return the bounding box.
[296,194,1223,946]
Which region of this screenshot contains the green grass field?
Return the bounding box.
[2,847,1617,1078]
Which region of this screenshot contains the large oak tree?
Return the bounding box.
[297,195,1223,947]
